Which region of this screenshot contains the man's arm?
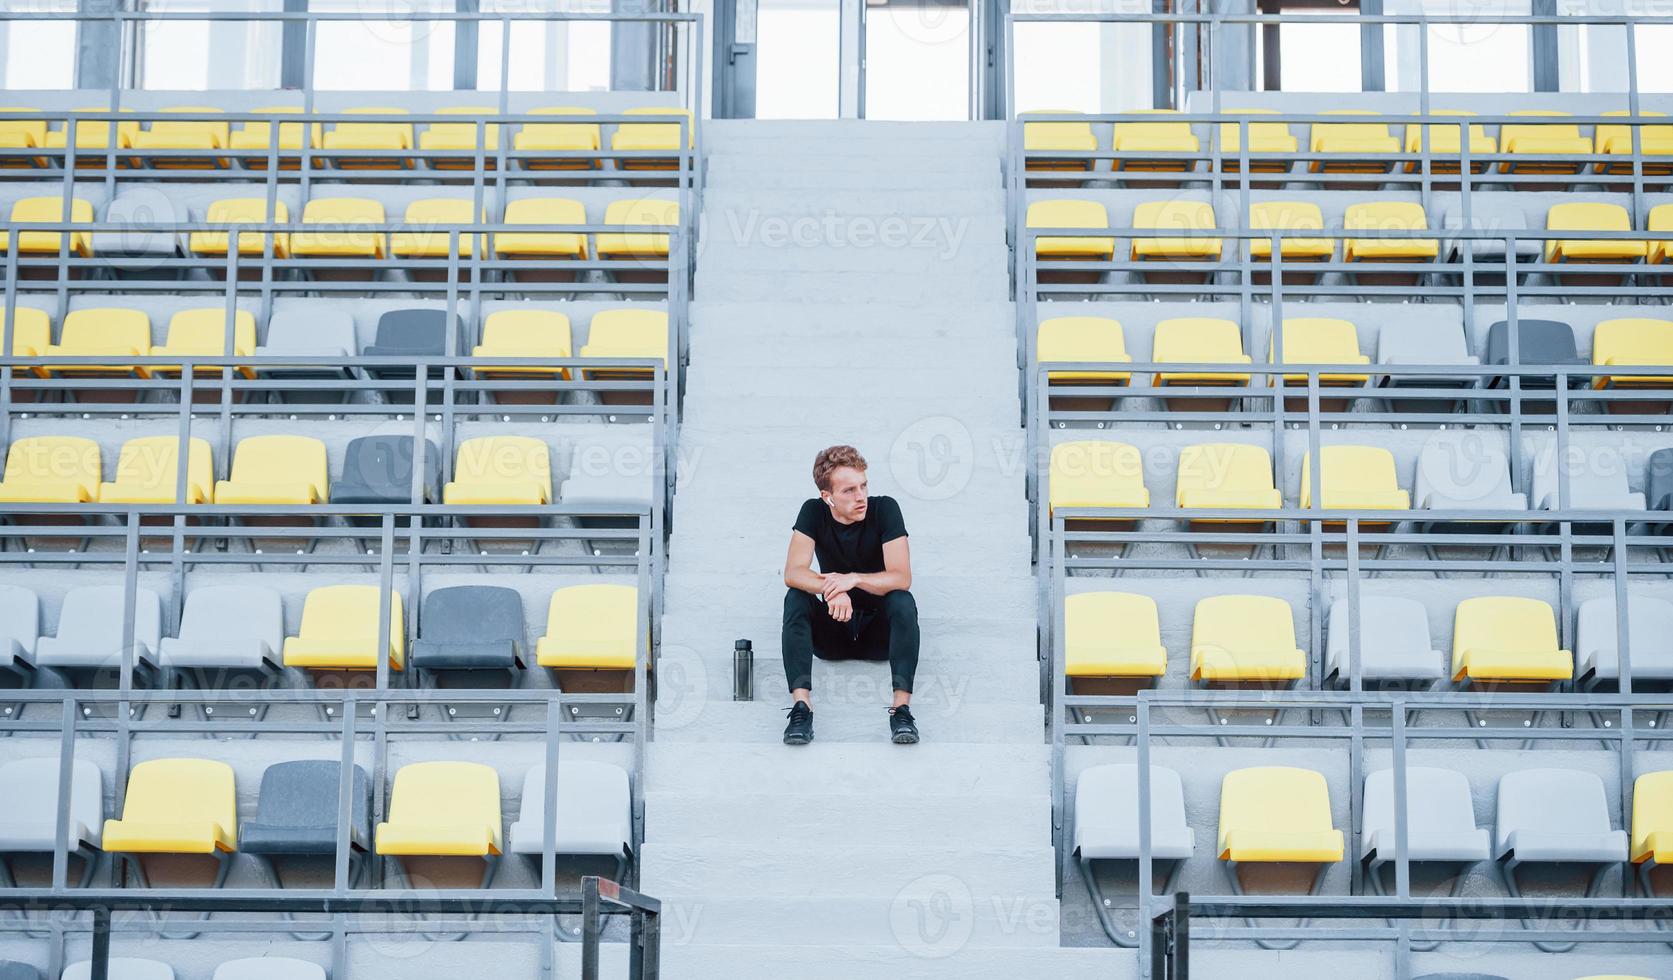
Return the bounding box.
[822,536,911,599]
[783,529,826,594]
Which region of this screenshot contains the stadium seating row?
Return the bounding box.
[1027,198,1673,267]
[1023,107,1672,175]
[0,755,631,887]
[0,105,694,171]
[0,195,679,262]
[1048,439,1660,518]
[11,958,325,980]
[0,306,667,379]
[0,581,640,678]
[1064,591,1670,685]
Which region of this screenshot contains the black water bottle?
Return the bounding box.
[733,639,753,701]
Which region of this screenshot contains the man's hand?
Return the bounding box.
[825,591,853,623]
[821,572,861,601]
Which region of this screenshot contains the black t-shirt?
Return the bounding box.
[792,495,908,574]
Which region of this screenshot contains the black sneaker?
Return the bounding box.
[783,700,814,745]
[888,704,920,744]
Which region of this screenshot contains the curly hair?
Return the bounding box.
[812,445,867,492]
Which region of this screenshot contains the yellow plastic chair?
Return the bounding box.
[494,198,589,260]
[596,198,678,260]
[473,310,573,378]
[1020,109,1097,172]
[0,436,100,503]
[1650,203,1672,265]
[0,196,94,257]
[102,758,237,886]
[535,583,643,670]
[1151,317,1252,387]
[1299,446,1410,512]
[289,197,388,259]
[1591,317,1673,390]
[1216,109,1296,173]
[1402,109,1497,174]
[1593,110,1673,175]
[443,436,551,505]
[418,106,499,170]
[0,108,47,167]
[1048,441,1149,518]
[1248,201,1334,264]
[214,434,328,505]
[99,436,214,505]
[1270,317,1371,389]
[1217,766,1344,891]
[151,308,257,378]
[1451,596,1573,685]
[376,762,502,885]
[320,107,413,170]
[283,584,405,672]
[1543,201,1647,265]
[0,306,51,356]
[1111,110,1199,173]
[1176,443,1281,514]
[42,108,139,166]
[1190,595,1306,683]
[513,107,601,171]
[227,106,320,169]
[611,106,693,170]
[190,198,290,258]
[1310,111,1399,174]
[579,308,669,385]
[1064,591,1167,679]
[1342,201,1438,264]
[1026,199,1114,260]
[1630,769,1673,891]
[1499,110,1592,175]
[389,198,483,259]
[1130,199,1222,263]
[1036,316,1130,387]
[41,308,152,377]
[128,106,229,168]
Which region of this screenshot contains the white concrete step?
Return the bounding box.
[686,332,1019,366]
[694,239,1012,274]
[648,741,1048,797]
[646,789,1049,847]
[705,149,1000,173]
[667,535,1031,576]
[662,571,1036,620]
[689,300,1016,337]
[651,696,1044,743]
[690,363,1020,394]
[705,118,1003,145]
[701,212,1008,246]
[655,894,1063,948]
[669,496,1030,535]
[696,268,1011,303]
[702,188,1005,215]
[704,168,1000,190]
[654,651,1038,711]
[659,944,1127,980]
[642,842,1056,897]
[679,388,1018,425]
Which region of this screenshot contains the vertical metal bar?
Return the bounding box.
[1346,520,1361,693]
[1392,701,1410,899]
[89,905,110,980]
[580,876,601,980]
[1348,700,1363,895]
[1136,696,1153,975]
[333,698,357,893]
[541,699,561,893]
[1612,517,1632,695]
[50,698,77,892]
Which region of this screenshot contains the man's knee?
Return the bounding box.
[783,587,816,623]
[882,589,918,624]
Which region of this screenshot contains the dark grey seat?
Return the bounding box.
[0,961,43,980]
[332,436,443,506]
[240,761,371,864]
[411,586,525,672]
[1648,447,1673,512]
[364,309,457,366]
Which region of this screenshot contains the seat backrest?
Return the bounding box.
[331,107,412,143]
[1065,591,1161,649]
[402,197,476,226]
[504,197,587,226]
[1440,196,1528,234]
[1454,596,1560,662]
[339,435,441,501]
[1576,595,1673,679]
[1026,198,1107,230]
[148,106,228,143]
[1050,440,1146,504]
[210,959,326,980]
[603,197,679,228]
[103,190,180,228]
[301,197,384,225]
[1036,316,1125,361]
[1249,200,1325,233]
[1219,766,1334,847]
[1131,199,1216,234]
[1,306,52,356]
[1547,201,1631,234]
[0,756,102,845]
[1216,107,1293,144]
[1301,445,1401,506]
[119,757,236,835]
[1151,317,1244,362]
[1415,431,1514,505]
[480,310,573,354]
[1592,317,1673,367]
[1111,109,1192,140]
[1633,770,1673,863]
[1271,317,1365,363]
[1311,111,1392,149]
[1649,447,1673,511]
[298,584,401,645]
[514,760,632,847]
[1501,110,1583,145]
[1363,766,1479,843]
[544,583,641,655]
[1531,443,1633,506]
[249,760,369,842]
[387,761,501,834]
[4,435,100,488]
[1377,319,1473,364]
[0,583,40,654]
[177,585,284,651]
[0,961,42,980]
[206,197,289,225]
[1074,763,1189,846]
[59,308,152,352]
[521,106,600,145]
[230,435,328,496]
[61,959,173,980]
[1193,595,1296,657]
[370,308,457,356]
[113,436,214,501]
[453,436,552,499]
[1326,595,1433,673]
[260,309,356,355]
[10,195,93,226]
[1483,318,1579,365]
[56,584,163,651]
[164,308,257,356]
[421,585,524,644]
[582,309,668,364]
[1345,201,1429,232]
[1175,443,1275,501]
[1495,768,1612,849]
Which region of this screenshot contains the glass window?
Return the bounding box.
[1011,22,1102,114]
[310,0,455,92]
[756,0,840,119]
[1272,7,1363,92]
[476,0,611,93]
[2,0,77,90]
[1637,25,1673,92]
[864,0,970,120]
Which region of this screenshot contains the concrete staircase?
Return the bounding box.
[641,121,1120,978]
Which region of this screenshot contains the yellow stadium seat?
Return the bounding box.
[1036,316,1130,385]
[1594,110,1673,176]
[1631,769,1673,871]
[1218,767,1344,865]
[321,107,413,169]
[596,198,677,259]
[1,306,51,356]
[1110,110,1199,173]
[473,309,572,378]
[1027,199,1114,260]
[611,106,693,170]
[376,761,501,858]
[1342,201,1438,263]
[1543,202,1647,264]
[1451,596,1573,683]
[1248,201,1334,262]
[1151,317,1251,386]
[42,108,139,167]
[1190,595,1306,683]
[1049,441,1148,520]
[0,196,94,257]
[1499,111,1591,175]
[579,308,669,385]
[289,197,387,259]
[1571,976,1657,980]
[1650,204,1672,264]
[283,584,405,672]
[151,308,257,378]
[0,436,100,503]
[494,198,589,259]
[1176,443,1281,514]
[0,108,47,168]
[1310,111,1399,174]
[41,307,152,377]
[1064,591,1167,678]
[1020,110,1096,172]
[128,107,229,169]
[190,198,290,258]
[535,583,643,670]
[102,758,236,857]
[1270,317,1370,388]
[389,198,483,259]
[1591,318,1673,390]
[99,436,214,505]
[1216,109,1296,173]
[443,436,551,505]
[418,106,499,170]
[1403,109,1496,174]
[513,107,601,171]
[214,435,328,505]
[228,106,320,169]
[1130,199,1222,262]
[1299,446,1410,512]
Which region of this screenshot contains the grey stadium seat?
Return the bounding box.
[1073,763,1195,946]
[33,585,163,670]
[1376,319,1482,413]
[91,190,182,273]
[1531,444,1646,512]
[158,584,284,671]
[1414,431,1526,513]
[0,583,40,681]
[411,585,525,675]
[212,959,326,980]
[1483,318,1585,407]
[1648,447,1673,512]
[1494,768,1629,897]
[0,962,42,980]
[507,761,633,875]
[253,309,360,393]
[0,757,104,886]
[62,960,173,980]
[1324,595,1444,686]
[332,436,443,506]
[1361,766,1490,895]
[1441,198,1541,269]
[1576,595,1673,684]
[559,472,654,555]
[240,760,371,886]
